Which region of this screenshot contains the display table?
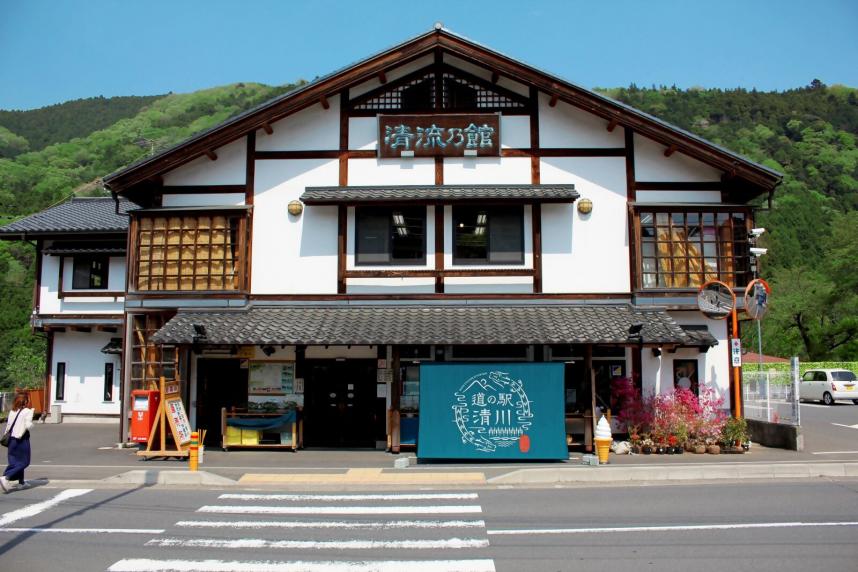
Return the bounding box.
[565,412,593,452]
[221,408,303,451]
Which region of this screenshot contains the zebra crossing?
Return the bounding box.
[107,491,496,572]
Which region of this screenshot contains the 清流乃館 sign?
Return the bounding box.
[417,363,566,460]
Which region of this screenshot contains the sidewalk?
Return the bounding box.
[17,423,858,489]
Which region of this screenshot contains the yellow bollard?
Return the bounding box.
[189,431,199,472]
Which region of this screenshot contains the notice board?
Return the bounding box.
[165,395,192,445]
[417,363,566,460]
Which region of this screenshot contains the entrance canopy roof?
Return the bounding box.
[300,185,578,205]
[152,304,692,346]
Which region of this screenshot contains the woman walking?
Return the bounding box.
[1,393,34,493]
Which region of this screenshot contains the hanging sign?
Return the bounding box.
[730,338,742,367]
[417,363,566,460]
[697,280,736,320]
[743,278,771,321]
[378,113,500,158]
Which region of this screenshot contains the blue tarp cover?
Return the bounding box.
[226,410,296,431]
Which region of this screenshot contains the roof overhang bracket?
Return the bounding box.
[204,150,218,161]
[606,118,619,132]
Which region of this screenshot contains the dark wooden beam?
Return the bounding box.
[96,325,118,333]
[664,144,677,157]
[337,205,346,293]
[491,71,499,84]
[345,269,535,278]
[204,150,217,161]
[607,118,619,132]
[261,123,273,135]
[532,203,542,293]
[378,71,387,84]
[548,94,559,107]
[434,204,444,293]
[625,127,637,294]
[320,95,330,110]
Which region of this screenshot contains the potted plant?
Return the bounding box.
[640,437,653,455]
[721,417,748,453]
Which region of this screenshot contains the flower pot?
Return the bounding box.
[673,446,683,455]
[707,445,721,455]
[694,445,707,454]
[642,446,652,455]
[656,446,666,455]
[630,445,641,454]
[665,446,674,455]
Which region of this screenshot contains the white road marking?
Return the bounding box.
[0,488,91,527]
[219,493,479,501]
[146,537,490,550]
[198,505,482,515]
[176,519,486,530]
[487,521,858,535]
[0,527,163,534]
[811,450,858,455]
[831,423,858,429]
[108,559,497,572]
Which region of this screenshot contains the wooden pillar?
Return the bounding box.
[585,344,595,453]
[390,345,401,453]
[729,309,743,419]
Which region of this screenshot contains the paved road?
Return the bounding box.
[0,479,856,571]
[800,402,858,456]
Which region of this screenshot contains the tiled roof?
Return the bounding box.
[152,304,691,346]
[42,240,127,255]
[680,325,718,347]
[0,198,133,236]
[300,185,578,204]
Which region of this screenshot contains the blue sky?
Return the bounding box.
[1,0,856,110]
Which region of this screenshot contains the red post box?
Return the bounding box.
[130,389,161,443]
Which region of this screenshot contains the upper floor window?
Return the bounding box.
[453,205,524,265]
[72,255,109,289]
[639,209,750,289]
[355,207,426,265]
[133,213,245,291]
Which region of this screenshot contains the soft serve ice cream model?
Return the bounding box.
[594,415,612,464]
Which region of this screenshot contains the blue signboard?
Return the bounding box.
[417,363,567,460]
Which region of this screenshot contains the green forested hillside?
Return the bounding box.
[0,95,165,157]
[0,79,855,390]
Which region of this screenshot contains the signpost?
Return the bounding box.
[698,280,742,418]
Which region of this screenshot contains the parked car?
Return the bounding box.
[799,369,858,405]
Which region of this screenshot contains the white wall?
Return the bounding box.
[640,314,731,409]
[50,330,121,416]
[162,193,245,207]
[162,136,247,186]
[443,156,531,184]
[347,157,435,186]
[256,96,340,151]
[540,157,630,293]
[634,134,723,182]
[39,254,125,315]
[252,159,340,294]
[539,95,624,148]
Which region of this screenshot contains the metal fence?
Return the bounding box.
[742,357,800,426]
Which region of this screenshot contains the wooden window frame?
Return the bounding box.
[634,205,752,291]
[452,204,525,266]
[354,206,428,266]
[71,255,110,290]
[129,210,250,294]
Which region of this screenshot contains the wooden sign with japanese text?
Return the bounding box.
[165,395,192,445]
[378,114,500,158]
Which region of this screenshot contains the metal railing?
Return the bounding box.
[742,357,800,426]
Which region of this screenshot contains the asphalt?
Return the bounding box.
[10,414,858,489]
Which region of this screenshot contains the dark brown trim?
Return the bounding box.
[57,254,65,296]
[529,86,540,185]
[255,149,377,160]
[245,132,256,293]
[337,205,347,293]
[607,118,619,132]
[345,269,534,279]
[531,203,542,293]
[634,181,722,191]
[304,197,576,207]
[434,204,444,293]
[125,291,249,299]
[248,292,632,301]
[35,313,124,320]
[44,330,54,403]
[160,185,247,194]
[631,205,642,291]
[33,239,43,313]
[631,346,642,393]
[339,89,349,187]
[59,291,124,299]
[625,127,637,294]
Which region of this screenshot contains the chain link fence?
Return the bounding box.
[742,357,800,425]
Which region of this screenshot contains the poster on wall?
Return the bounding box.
[249,362,295,394]
[417,363,566,460]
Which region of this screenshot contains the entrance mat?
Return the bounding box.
[239,468,486,485]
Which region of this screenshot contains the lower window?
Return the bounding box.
[453,205,524,264]
[355,206,426,265]
[72,255,109,289]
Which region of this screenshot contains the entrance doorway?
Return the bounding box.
[303,359,379,448]
[196,359,248,446]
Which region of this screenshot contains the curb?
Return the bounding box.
[487,462,858,485]
[101,470,237,487]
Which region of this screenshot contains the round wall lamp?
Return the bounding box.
[287,200,304,216]
[577,197,593,215]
